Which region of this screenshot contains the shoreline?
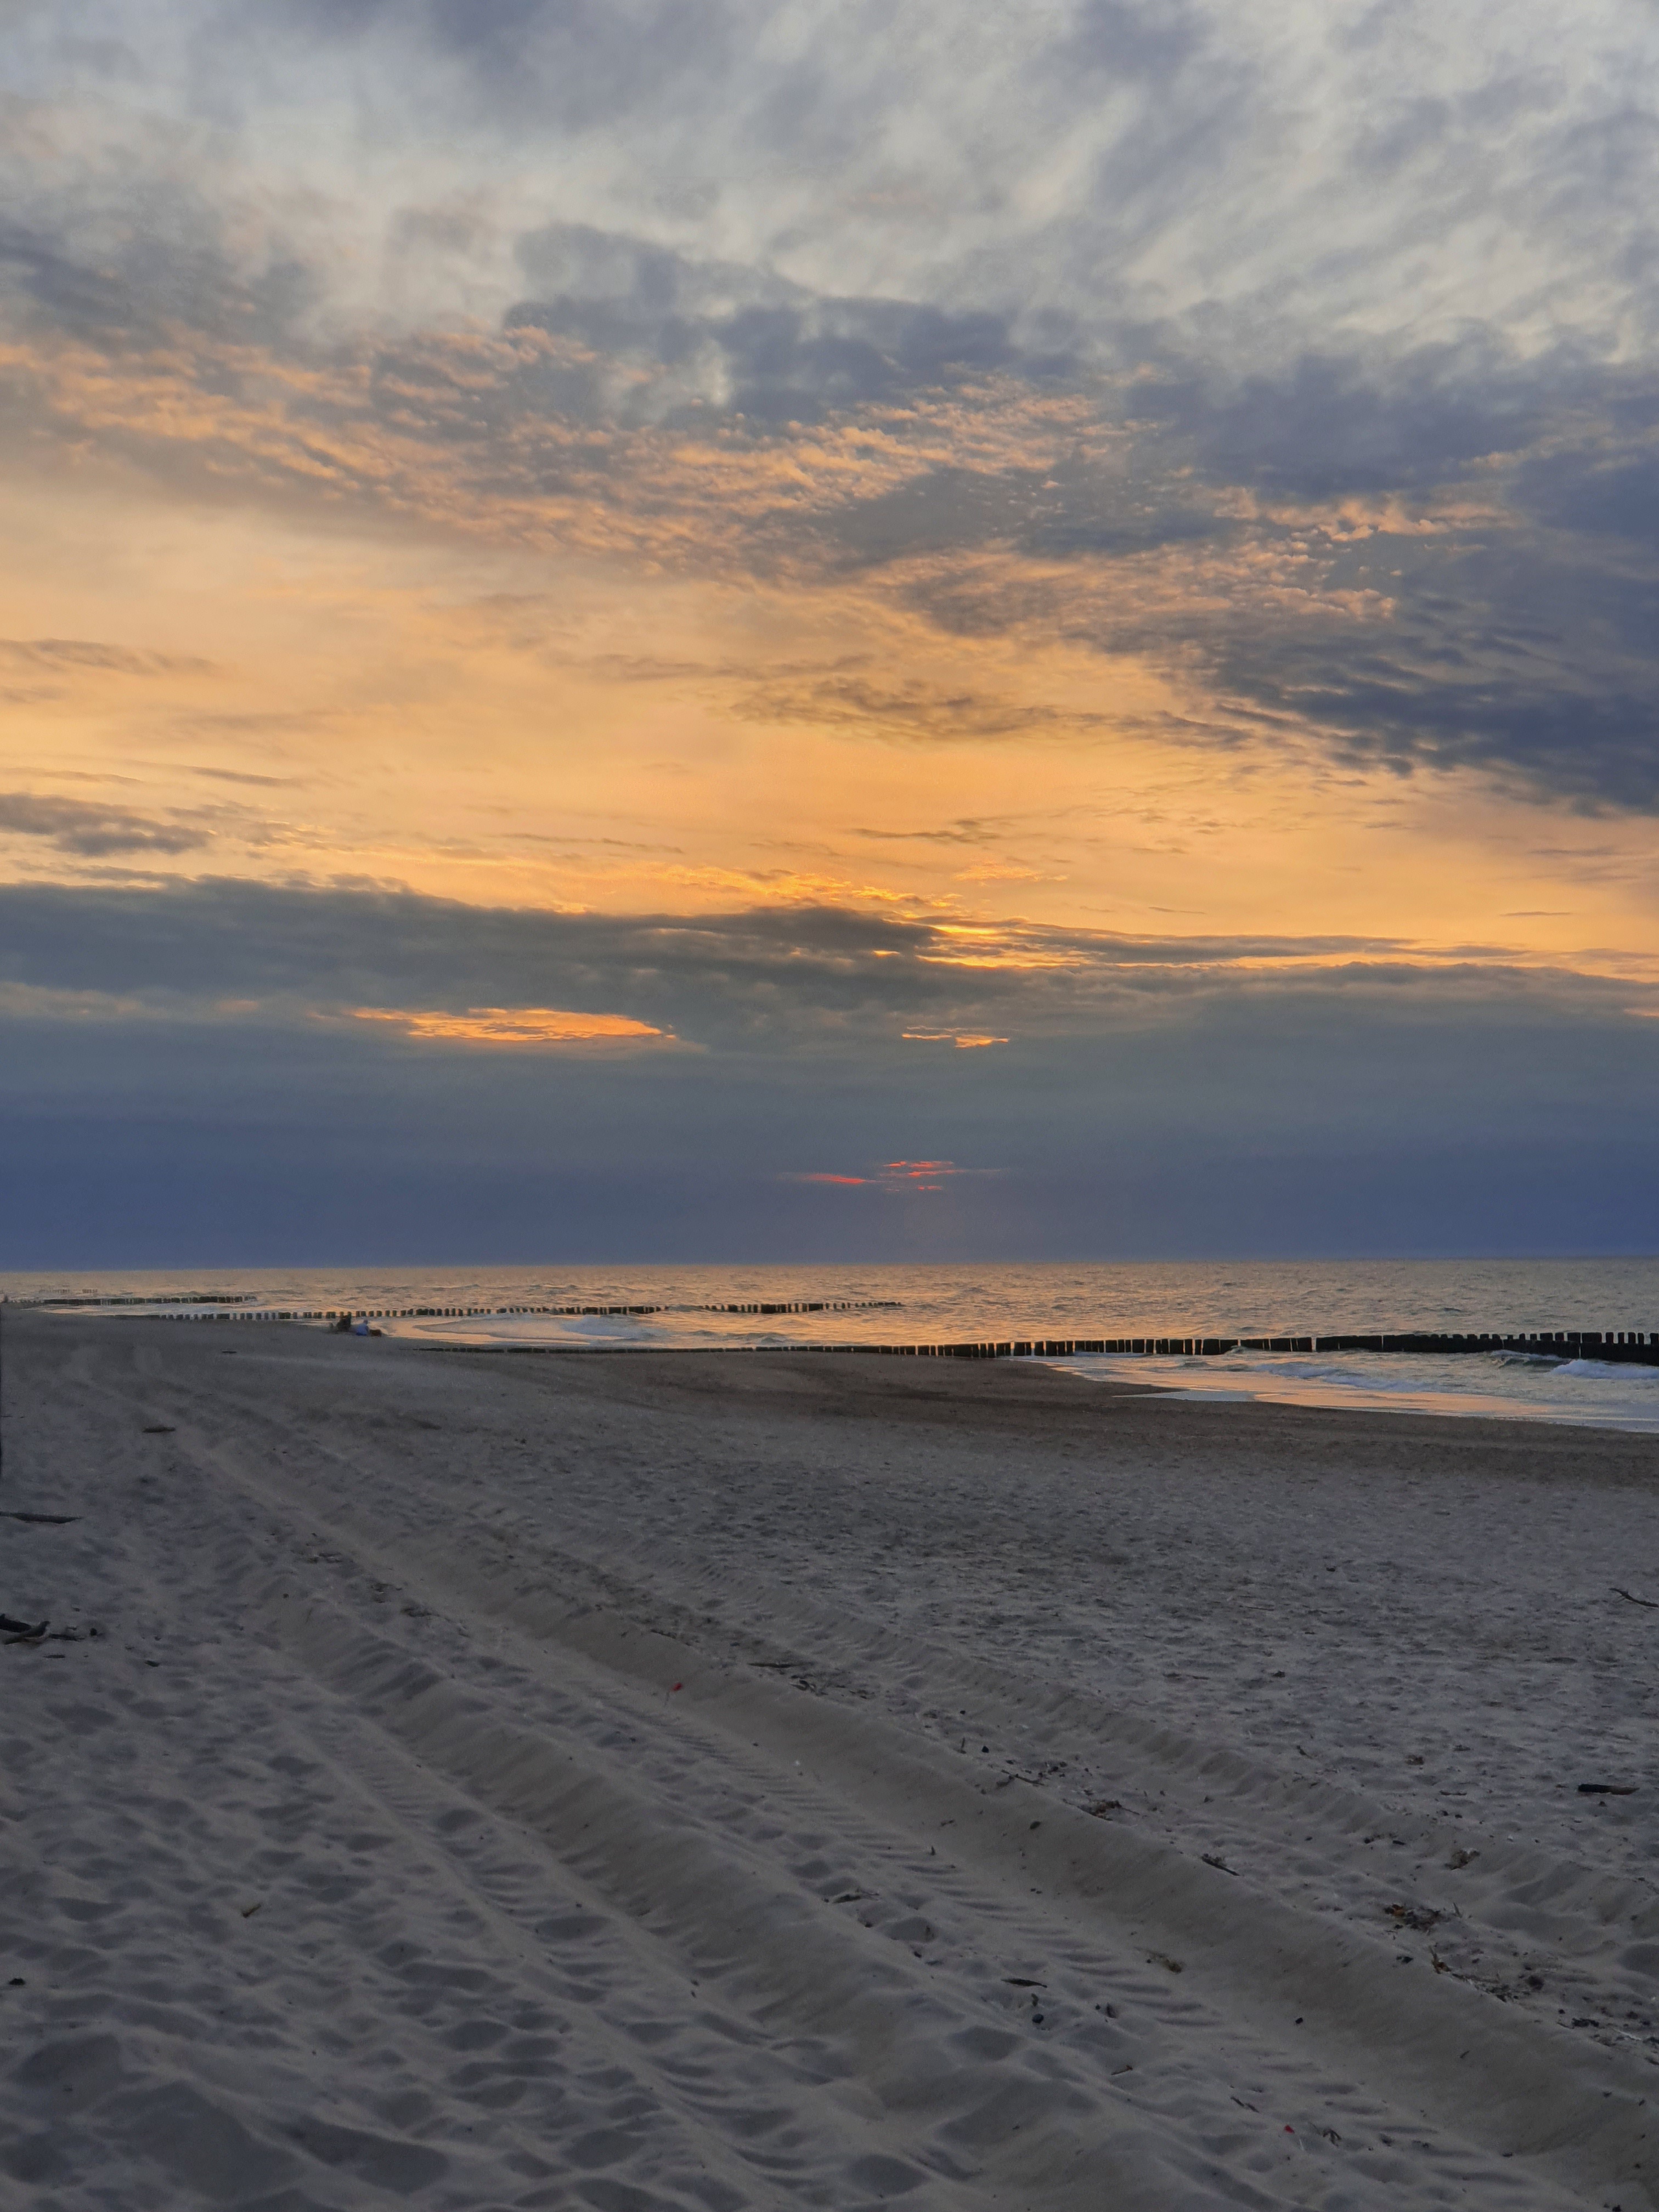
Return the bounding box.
[18,1294,1659,1439]
[4,1314,1657,2207]
[28,1307,1659,1438]
[14,1297,1659,1369]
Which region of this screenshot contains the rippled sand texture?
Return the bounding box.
[3,1315,1657,2209]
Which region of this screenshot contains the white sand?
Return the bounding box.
[2,1314,1657,2209]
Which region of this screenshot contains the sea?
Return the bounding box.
[7,1256,1659,1435]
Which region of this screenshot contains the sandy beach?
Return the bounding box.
[3,1313,1657,2209]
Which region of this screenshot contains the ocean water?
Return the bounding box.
[5,1257,1659,1435]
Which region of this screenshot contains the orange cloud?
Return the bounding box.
[349,1005,670,1046]
[787,1159,973,1192]
[901,1030,1010,1047]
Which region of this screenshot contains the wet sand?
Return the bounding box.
[3,1312,1657,2208]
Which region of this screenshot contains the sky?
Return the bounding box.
[3,0,1659,1267]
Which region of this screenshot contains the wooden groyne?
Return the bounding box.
[474,1329,1659,1364]
[8,1301,1655,1365]
[10,1297,901,1321]
[760,1331,1659,1364]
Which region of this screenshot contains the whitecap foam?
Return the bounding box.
[1045,1347,1659,1434]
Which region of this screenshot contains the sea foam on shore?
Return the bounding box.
[9,1253,1659,1430]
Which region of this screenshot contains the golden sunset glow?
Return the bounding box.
[7,468,1658,989]
[349,1007,674,1047]
[4,3,1659,1265]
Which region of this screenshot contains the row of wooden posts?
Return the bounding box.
[18,1297,901,1319]
[12,1302,1656,1364]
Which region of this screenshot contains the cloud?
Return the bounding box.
[0,793,213,856]
[190,766,295,787]
[2,0,1657,811]
[232,0,738,136]
[0,878,1648,1064]
[7,252,1655,810]
[732,673,1110,744]
[348,1003,674,1047]
[2,879,1657,1264]
[785,1158,986,1191]
[506,231,1026,426]
[0,637,216,676]
[5,63,1659,814]
[4,6,1659,1262]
